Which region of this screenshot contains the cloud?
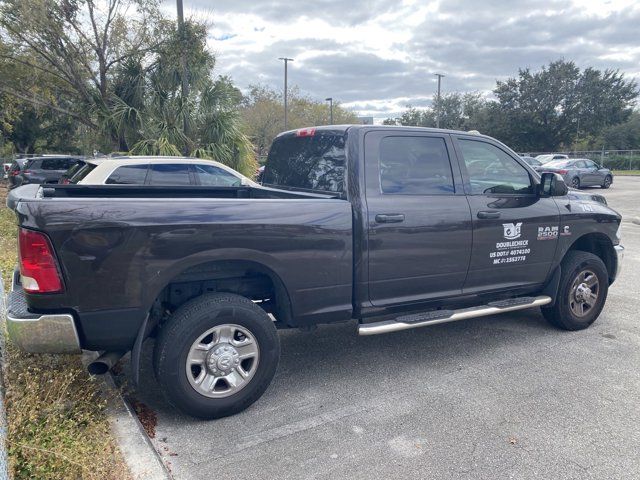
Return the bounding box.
[162,0,640,118]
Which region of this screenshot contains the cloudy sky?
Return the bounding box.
[163,0,640,119]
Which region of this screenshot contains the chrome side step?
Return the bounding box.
[358,295,552,336]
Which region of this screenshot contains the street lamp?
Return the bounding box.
[325,97,333,124]
[278,57,294,130]
[434,73,445,128]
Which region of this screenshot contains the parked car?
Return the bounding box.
[538,158,613,189]
[6,126,624,419]
[60,156,258,187]
[8,155,82,189]
[521,156,542,168]
[535,154,569,164]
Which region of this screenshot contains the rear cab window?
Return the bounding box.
[262,130,346,194]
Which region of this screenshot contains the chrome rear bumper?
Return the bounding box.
[5,272,80,354]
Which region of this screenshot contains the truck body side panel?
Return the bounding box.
[17,197,353,349]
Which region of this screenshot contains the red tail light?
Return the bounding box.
[296,127,316,137]
[22,170,31,175]
[10,170,19,176]
[19,228,64,293]
[557,169,568,175]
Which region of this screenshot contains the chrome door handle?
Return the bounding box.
[375,214,405,223]
[477,210,501,219]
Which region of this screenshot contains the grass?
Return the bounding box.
[612,170,640,176]
[0,187,130,479]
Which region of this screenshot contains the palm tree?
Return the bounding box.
[105,20,257,176]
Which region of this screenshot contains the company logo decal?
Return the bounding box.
[502,222,523,240]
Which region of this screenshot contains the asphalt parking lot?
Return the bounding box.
[125,177,640,480]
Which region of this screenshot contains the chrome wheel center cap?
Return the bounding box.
[575,284,591,302]
[207,344,240,375]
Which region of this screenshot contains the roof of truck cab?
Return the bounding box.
[276,124,493,139]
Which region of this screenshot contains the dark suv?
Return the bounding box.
[9,156,81,189]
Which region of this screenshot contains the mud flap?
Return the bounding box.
[542,266,562,307]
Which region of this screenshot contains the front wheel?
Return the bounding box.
[601,175,612,189]
[154,293,280,419]
[541,251,609,330]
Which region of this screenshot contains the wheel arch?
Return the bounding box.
[145,252,295,327]
[565,232,617,283]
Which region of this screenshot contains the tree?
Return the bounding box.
[492,60,637,151]
[241,85,359,158]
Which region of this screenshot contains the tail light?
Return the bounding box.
[10,170,19,176]
[19,228,64,293]
[22,170,32,175]
[556,169,568,175]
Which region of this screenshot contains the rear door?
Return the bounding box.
[454,136,560,293]
[365,131,472,306]
[147,163,195,185]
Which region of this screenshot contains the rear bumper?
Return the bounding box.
[5,272,81,354]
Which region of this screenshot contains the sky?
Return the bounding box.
[163,0,640,120]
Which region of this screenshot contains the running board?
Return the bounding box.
[357,295,552,336]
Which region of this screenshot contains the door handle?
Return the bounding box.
[375,213,405,223]
[477,210,501,219]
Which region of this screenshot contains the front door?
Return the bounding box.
[454,136,560,293]
[365,131,472,306]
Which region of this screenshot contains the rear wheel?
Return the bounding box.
[154,293,280,419]
[570,177,581,189]
[541,251,608,330]
[601,175,612,189]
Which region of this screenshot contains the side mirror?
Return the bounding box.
[539,172,569,197]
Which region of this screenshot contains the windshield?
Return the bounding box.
[262,132,346,194]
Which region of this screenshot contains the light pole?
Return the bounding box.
[434,73,445,128]
[325,97,333,124]
[278,57,294,130]
[177,0,190,154]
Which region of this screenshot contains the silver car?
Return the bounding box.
[539,158,613,189]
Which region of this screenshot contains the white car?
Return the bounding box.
[64,156,258,187]
[534,153,569,164]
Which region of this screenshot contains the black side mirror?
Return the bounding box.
[539,172,569,197]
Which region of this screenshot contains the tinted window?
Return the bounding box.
[69,162,98,184]
[148,163,192,185]
[194,164,241,186]
[263,133,345,193]
[41,158,75,170]
[106,165,149,184]
[459,139,533,195]
[379,136,454,194]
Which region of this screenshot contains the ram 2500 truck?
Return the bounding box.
[6,126,624,419]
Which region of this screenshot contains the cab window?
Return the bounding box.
[459,139,533,195]
[379,136,454,194]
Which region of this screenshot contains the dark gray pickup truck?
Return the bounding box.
[6,126,624,419]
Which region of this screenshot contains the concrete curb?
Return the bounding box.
[0,277,10,480]
[83,353,172,480]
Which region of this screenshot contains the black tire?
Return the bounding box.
[154,293,280,419]
[541,251,608,331]
[570,177,580,189]
[601,175,612,189]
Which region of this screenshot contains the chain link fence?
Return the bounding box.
[522,150,640,170]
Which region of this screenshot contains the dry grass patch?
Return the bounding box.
[1,187,130,479]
